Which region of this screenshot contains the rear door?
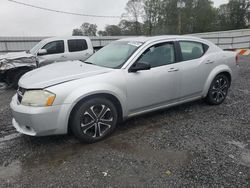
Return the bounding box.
[37,40,66,66]
[176,40,212,99]
[66,39,92,61]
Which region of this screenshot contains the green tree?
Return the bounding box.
[216,0,250,31]
[77,0,250,37]
[119,19,142,35]
[72,28,83,36]
[192,0,217,33]
[123,0,144,35]
[160,0,179,34]
[216,4,231,30]
[80,22,98,36]
[97,30,108,36]
[105,25,122,36]
[143,0,162,35]
[227,0,250,29]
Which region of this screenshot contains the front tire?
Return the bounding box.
[205,74,230,105]
[71,98,118,143]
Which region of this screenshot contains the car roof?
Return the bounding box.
[43,36,90,42]
[118,35,204,43]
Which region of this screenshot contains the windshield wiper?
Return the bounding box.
[80,60,93,65]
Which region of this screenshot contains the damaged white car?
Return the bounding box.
[0,52,37,88]
[0,36,94,88]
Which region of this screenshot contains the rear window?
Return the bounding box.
[179,41,208,61]
[68,39,88,52]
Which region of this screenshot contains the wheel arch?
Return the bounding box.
[5,66,33,75]
[220,71,231,86]
[4,66,33,85]
[67,93,124,134]
[202,65,232,97]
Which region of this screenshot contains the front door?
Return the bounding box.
[125,42,181,114]
[37,40,66,67]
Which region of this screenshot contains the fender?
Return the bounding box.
[202,64,232,97]
[62,82,127,116]
[47,83,127,135]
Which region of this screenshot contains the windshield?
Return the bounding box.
[85,41,143,68]
[28,40,44,55]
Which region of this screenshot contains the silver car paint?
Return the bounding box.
[10,36,238,136]
[19,61,113,89]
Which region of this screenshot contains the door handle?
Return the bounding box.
[205,60,214,64]
[61,55,67,58]
[168,67,179,72]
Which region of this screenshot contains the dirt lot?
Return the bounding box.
[0,57,249,187]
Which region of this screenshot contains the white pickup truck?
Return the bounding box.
[0,36,94,88]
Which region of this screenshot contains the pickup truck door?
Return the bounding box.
[37,40,67,67]
[126,42,181,114]
[66,39,93,61]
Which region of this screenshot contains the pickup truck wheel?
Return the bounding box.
[71,98,118,143]
[205,74,230,105]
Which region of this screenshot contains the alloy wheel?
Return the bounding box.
[80,104,114,138]
[210,76,229,103]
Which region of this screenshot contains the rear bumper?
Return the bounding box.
[10,94,71,136]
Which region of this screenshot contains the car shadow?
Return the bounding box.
[19,99,208,147]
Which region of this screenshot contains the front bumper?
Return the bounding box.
[10,94,71,136]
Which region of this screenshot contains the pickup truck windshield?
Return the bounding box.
[28,40,44,55]
[86,41,143,68]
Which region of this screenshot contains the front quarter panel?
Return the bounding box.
[47,69,127,119]
[64,83,126,113]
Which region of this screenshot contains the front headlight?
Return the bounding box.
[21,90,56,107]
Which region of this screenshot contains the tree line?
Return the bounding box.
[72,0,250,36]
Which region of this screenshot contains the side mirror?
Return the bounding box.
[37,49,47,56]
[129,61,151,73]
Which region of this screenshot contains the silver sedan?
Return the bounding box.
[10,36,239,143]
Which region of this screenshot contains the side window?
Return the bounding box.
[138,42,175,68]
[42,40,64,55]
[68,39,88,52]
[179,41,207,61]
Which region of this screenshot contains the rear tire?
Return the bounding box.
[205,74,230,105]
[70,97,118,143]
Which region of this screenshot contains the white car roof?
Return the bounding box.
[119,35,204,43]
[43,36,90,42]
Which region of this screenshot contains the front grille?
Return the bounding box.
[17,87,26,103]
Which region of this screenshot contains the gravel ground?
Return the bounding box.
[0,57,249,187]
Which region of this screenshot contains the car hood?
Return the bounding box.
[0,51,34,60]
[19,61,112,89]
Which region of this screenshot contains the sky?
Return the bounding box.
[0,0,228,36]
